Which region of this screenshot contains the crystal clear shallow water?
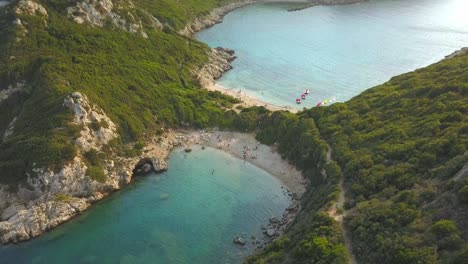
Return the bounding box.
[0,148,290,264]
[196,0,468,109]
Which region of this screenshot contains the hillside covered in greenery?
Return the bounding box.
[0,0,235,183]
[0,0,467,263]
[244,51,468,263]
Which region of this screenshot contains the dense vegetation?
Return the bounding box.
[243,52,468,263]
[0,1,467,263]
[0,0,235,184]
[134,0,231,30]
[241,110,349,263]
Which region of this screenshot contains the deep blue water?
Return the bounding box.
[0,148,290,263]
[196,0,468,108]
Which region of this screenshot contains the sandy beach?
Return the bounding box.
[207,83,299,113]
[172,130,307,196]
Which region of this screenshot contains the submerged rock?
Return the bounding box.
[266,229,276,238]
[159,193,170,201]
[233,236,246,246]
[269,216,280,224]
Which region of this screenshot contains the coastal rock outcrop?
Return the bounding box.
[445,47,468,60]
[0,198,90,244]
[0,91,145,244]
[179,0,257,37]
[233,236,247,245]
[63,92,118,152]
[134,157,168,175]
[197,47,237,87]
[151,158,168,172]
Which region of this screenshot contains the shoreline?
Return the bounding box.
[177,129,307,244]
[192,0,369,113]
[169,129,307,196]
[0,129,305,245]
[207,82,299,113]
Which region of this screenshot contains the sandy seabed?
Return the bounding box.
[170,130,307,196]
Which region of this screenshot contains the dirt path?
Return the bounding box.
[325,144,357,264]
[453,152,468,181]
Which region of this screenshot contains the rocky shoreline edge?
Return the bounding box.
[0,127,307,245]
[176,130,307,250]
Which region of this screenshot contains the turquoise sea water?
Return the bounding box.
[0,148,290,264]
[196,0,468,108]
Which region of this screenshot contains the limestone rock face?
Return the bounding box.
[0,198,90,244]
[151,158,168,172]
[197,48,236,87]
[0,81,25,104]
[67,0,160,38]
[63,92,118,152]
[67,0,115,26]
[1,204,26,221]
[14,0,48,17]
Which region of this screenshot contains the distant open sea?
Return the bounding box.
[196,0,468,108]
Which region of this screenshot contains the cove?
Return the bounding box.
[0,147,290,264]
[196,0,468,108]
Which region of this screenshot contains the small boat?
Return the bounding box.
[316,102,322,107]
[305,89,310,95]
[296,98,301,104]
[301,94,306,100]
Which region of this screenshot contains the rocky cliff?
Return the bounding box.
[67,0,162,38]
[0,91,173,244]
[197,47,237,87]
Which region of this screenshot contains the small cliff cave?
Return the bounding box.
[133,158,154,176]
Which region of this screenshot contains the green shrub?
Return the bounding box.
[458,185,468,205]
[86,166,107,183]
[53,193,72,202]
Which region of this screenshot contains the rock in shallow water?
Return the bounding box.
[151,158,168,172]
[269,216,280,224]
[159,193,170,201]
[233,236,246,246]
[266,229,276,237]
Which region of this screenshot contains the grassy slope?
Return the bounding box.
[0,0,237,184]
[134,0,232,30]
[245,53,468,263]
[313,52,468,263]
